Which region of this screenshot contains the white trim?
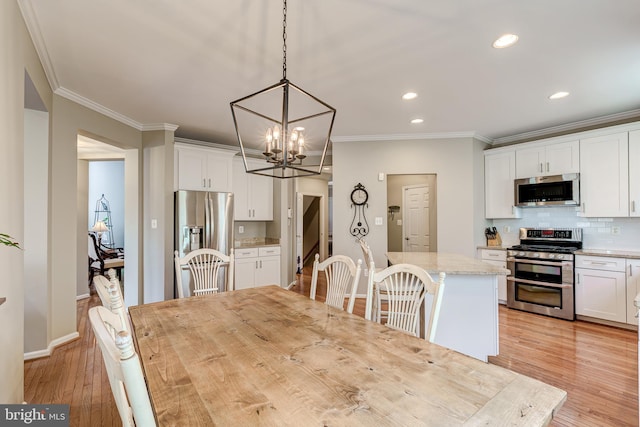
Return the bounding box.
[55,87,143,129]
[174,137,239,152]
[331,131,491,144]
[23,332,80,361]
[17,0,59,90]
[141,123,179,132]
[492,109,640,145]
[76,293,90,300]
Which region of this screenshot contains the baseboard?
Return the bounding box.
[76,293,90,300]
[24,332,80,361]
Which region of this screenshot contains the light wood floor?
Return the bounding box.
[25,269,638,426]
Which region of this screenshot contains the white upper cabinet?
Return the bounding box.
[629,130,640,217]
[484,149,521,219]
[579,132,629,217]
[515,140,579,178]
[232,158,273,221]
[175,144,236,192]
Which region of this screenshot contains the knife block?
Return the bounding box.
[487,231,502,247]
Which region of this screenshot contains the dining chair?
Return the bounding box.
[310,254,362,314]
[358,238,387,322]
[174,248,234,298]
[89,305,156,427]
[93,271,130,332]
[88,233,124,285]
[365,261,446,341]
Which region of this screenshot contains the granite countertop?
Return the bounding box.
[387,252,511,275]
[575,248,640,259]
[476,246,508,250]
[234,238,280,249]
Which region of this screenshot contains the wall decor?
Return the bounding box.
[350,183,369,238]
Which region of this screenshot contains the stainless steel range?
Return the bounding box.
[506,228,582,320]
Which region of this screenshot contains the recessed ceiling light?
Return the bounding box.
[492,34,519,48]
[411,118,424,124]
[549,91,570,100]
[402,92,418,100]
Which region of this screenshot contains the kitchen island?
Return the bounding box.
[387,252,510,362]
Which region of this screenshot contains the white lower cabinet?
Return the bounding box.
[234,246,281,290]
[575,255,627,323]
[627,259,640,325]
[478,249,507,304]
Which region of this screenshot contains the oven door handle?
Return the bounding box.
[506,276,573,289]
[506,257,573,267]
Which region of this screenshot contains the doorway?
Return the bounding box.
[295,192,325,273]
[387,174,437,253]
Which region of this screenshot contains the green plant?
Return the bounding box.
[0,233,21,249]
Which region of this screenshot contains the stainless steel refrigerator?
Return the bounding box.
[174,190,234,297]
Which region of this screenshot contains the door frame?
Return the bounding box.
[296,191,326,272]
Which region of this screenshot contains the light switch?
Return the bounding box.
[378,172,385,181]
[375,217,383,225]
[151,219,157,229]
[238,226,245,234]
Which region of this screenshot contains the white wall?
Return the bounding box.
[24,109,49,355]
[333,137,488,292]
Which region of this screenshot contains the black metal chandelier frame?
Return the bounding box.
[230,0,336,179]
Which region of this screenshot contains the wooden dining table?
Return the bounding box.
[128,285,566,426]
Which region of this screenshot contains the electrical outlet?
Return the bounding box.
[611,226,621,235]
[238,225,245,234]
[503,226,511,233]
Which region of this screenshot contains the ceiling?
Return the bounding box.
[20,0,640,148]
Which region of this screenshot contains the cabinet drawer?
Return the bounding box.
[259,246,281,256]
[235,248,259,259]
[575,255,626,272]
[480,249,506,261]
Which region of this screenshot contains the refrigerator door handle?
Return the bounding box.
[204,192,211,248]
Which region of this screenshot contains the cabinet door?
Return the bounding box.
[255,255,281,287]
[177,149,207,191]
[579,132,629,217]
[250,174,273,220]
[485,150,520,219]
[576,267,627,322]
[627,260,640,324]
[206,153,232,192]
[232,159,251,220]
[629,130,640,217]
[234,257,257,290]
[515,146,545,178]
[546,140,579,175]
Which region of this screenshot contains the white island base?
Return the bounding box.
[387,252,510,362]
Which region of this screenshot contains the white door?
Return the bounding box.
[403,185,429,252]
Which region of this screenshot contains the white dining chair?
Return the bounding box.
[310,254,362,314]
[365,262,446,341]
[174,248,234,298]
[359,238,387,322]
[93,270,130,332]
[89,305,156,427]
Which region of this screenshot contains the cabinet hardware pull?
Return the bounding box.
[208,178,211,187]
[203,178,206,187]
[546,162,549,172]
[539,163,543,173]
[260,260,263,268]
[255,261,258,269]
[633,200,636,213]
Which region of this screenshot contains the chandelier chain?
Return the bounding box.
[282,0,287,80]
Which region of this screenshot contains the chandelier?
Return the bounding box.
[230,0,336,179]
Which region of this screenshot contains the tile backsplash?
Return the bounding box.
[492,206,640,251]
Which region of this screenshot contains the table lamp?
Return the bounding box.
[91,220,108,245]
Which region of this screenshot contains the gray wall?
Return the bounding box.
[333,137,489,293]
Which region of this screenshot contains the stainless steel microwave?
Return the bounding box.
[514,173,580,207]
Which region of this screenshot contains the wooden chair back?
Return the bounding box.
[89,306,156,427]
[366,262,446,341]
[310,254,362,314]
[174,248,234,298]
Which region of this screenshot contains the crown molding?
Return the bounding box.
[174,137,239,152]
[18,0,59,90]
[141,123,179,132]
[492,109,640,145]
[331,131,492,144]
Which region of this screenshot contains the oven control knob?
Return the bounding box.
[518,252,525,256]
[533,253,540,258]
[548,254,555,259]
